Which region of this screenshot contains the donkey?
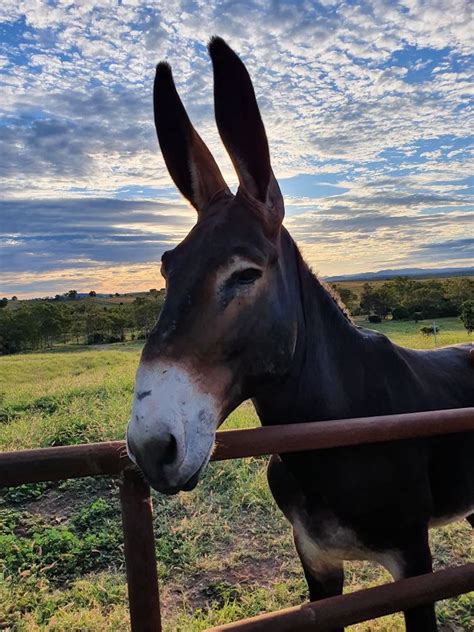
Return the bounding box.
[126,37,474,631]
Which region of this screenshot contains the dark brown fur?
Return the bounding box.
[137,37,474,632]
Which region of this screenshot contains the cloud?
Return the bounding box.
[417,237,474,259]
[0,198,195,283]
[0,1,473,296]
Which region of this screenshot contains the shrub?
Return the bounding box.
[391,306,410,320]
[87,333,106,345]
[106,335,122,344]
[368,314,382,323]
[460,300,474,334]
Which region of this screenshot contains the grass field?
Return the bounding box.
[353,316,471,350]
[0,318,472,631]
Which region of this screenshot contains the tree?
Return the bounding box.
[391,306,410,320]
[0,304,41,352]
[371,286,394,319]
[89,290,97,297]
[360,283,376,317]
[460,300,474,334]
[70,311,86,344]
[359,283,394,320]
[67,290,78,300]
[405,280,456,319]
[11,296,17,301]
[132,297,158,338]
[109,307,131,341]
[84,305,111,344]
[32,303,63,348]
[445,277,474,310]
[331,284,357,311]
[0,298,8,309]
[390,276,417,304]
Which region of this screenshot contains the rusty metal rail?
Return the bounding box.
[1,407,473,487]
[208,563,474,631]
[0,406,473,631]
[120,469,162,632]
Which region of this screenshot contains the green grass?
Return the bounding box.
[355,315,471,349]
[0,320,472,630]
[0,350,139,450]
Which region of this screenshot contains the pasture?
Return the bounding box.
[352,316,471,349]
[0,317,472,631]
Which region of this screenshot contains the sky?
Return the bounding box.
[1,0,473,298]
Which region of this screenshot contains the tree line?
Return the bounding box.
[1,277,473,355]
[0,291,165,355]
[332,276,474,331]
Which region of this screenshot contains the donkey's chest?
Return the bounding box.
[291,512,403,579]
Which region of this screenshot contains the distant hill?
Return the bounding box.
[325,266,474,283]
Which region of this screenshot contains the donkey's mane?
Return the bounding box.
[318,276,354,323]
[293,242,353,324]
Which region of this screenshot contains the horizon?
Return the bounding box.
[6,264,474,301]
[1,2,473,298]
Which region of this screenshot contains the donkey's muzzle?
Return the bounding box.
[126,429,186,494]
[127,360,219,494]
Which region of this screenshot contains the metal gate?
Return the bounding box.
[1,407,473,631]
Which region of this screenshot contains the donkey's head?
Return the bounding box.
[126,38,298,494]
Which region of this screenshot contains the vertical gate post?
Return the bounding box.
[120,468,162,632]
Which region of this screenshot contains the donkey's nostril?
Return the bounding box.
[161,433,178,466]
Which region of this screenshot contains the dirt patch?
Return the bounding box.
[158,509,299,618]
[21,480,118,524]
[160,556,288,617]
[22,488,82,523]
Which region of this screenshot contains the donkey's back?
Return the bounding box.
[361,329,474,411]
[362,335,474,524]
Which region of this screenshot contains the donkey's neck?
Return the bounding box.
[253,238,367,424]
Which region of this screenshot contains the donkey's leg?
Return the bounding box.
[294,536,344,632]
[294,535,344,601]
[267,455,345,629]
[397,527,438,632]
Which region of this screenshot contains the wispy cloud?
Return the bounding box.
[0,1,473,296]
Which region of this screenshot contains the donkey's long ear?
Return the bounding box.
[154,62,229,212]
[208,37,283,225]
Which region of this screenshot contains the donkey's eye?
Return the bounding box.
[228,268,262,286]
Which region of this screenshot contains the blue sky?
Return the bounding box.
[0,1,473,297]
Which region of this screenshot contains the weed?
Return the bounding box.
[0,482,52,505]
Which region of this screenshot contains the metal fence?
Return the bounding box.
[1,407,473,631]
